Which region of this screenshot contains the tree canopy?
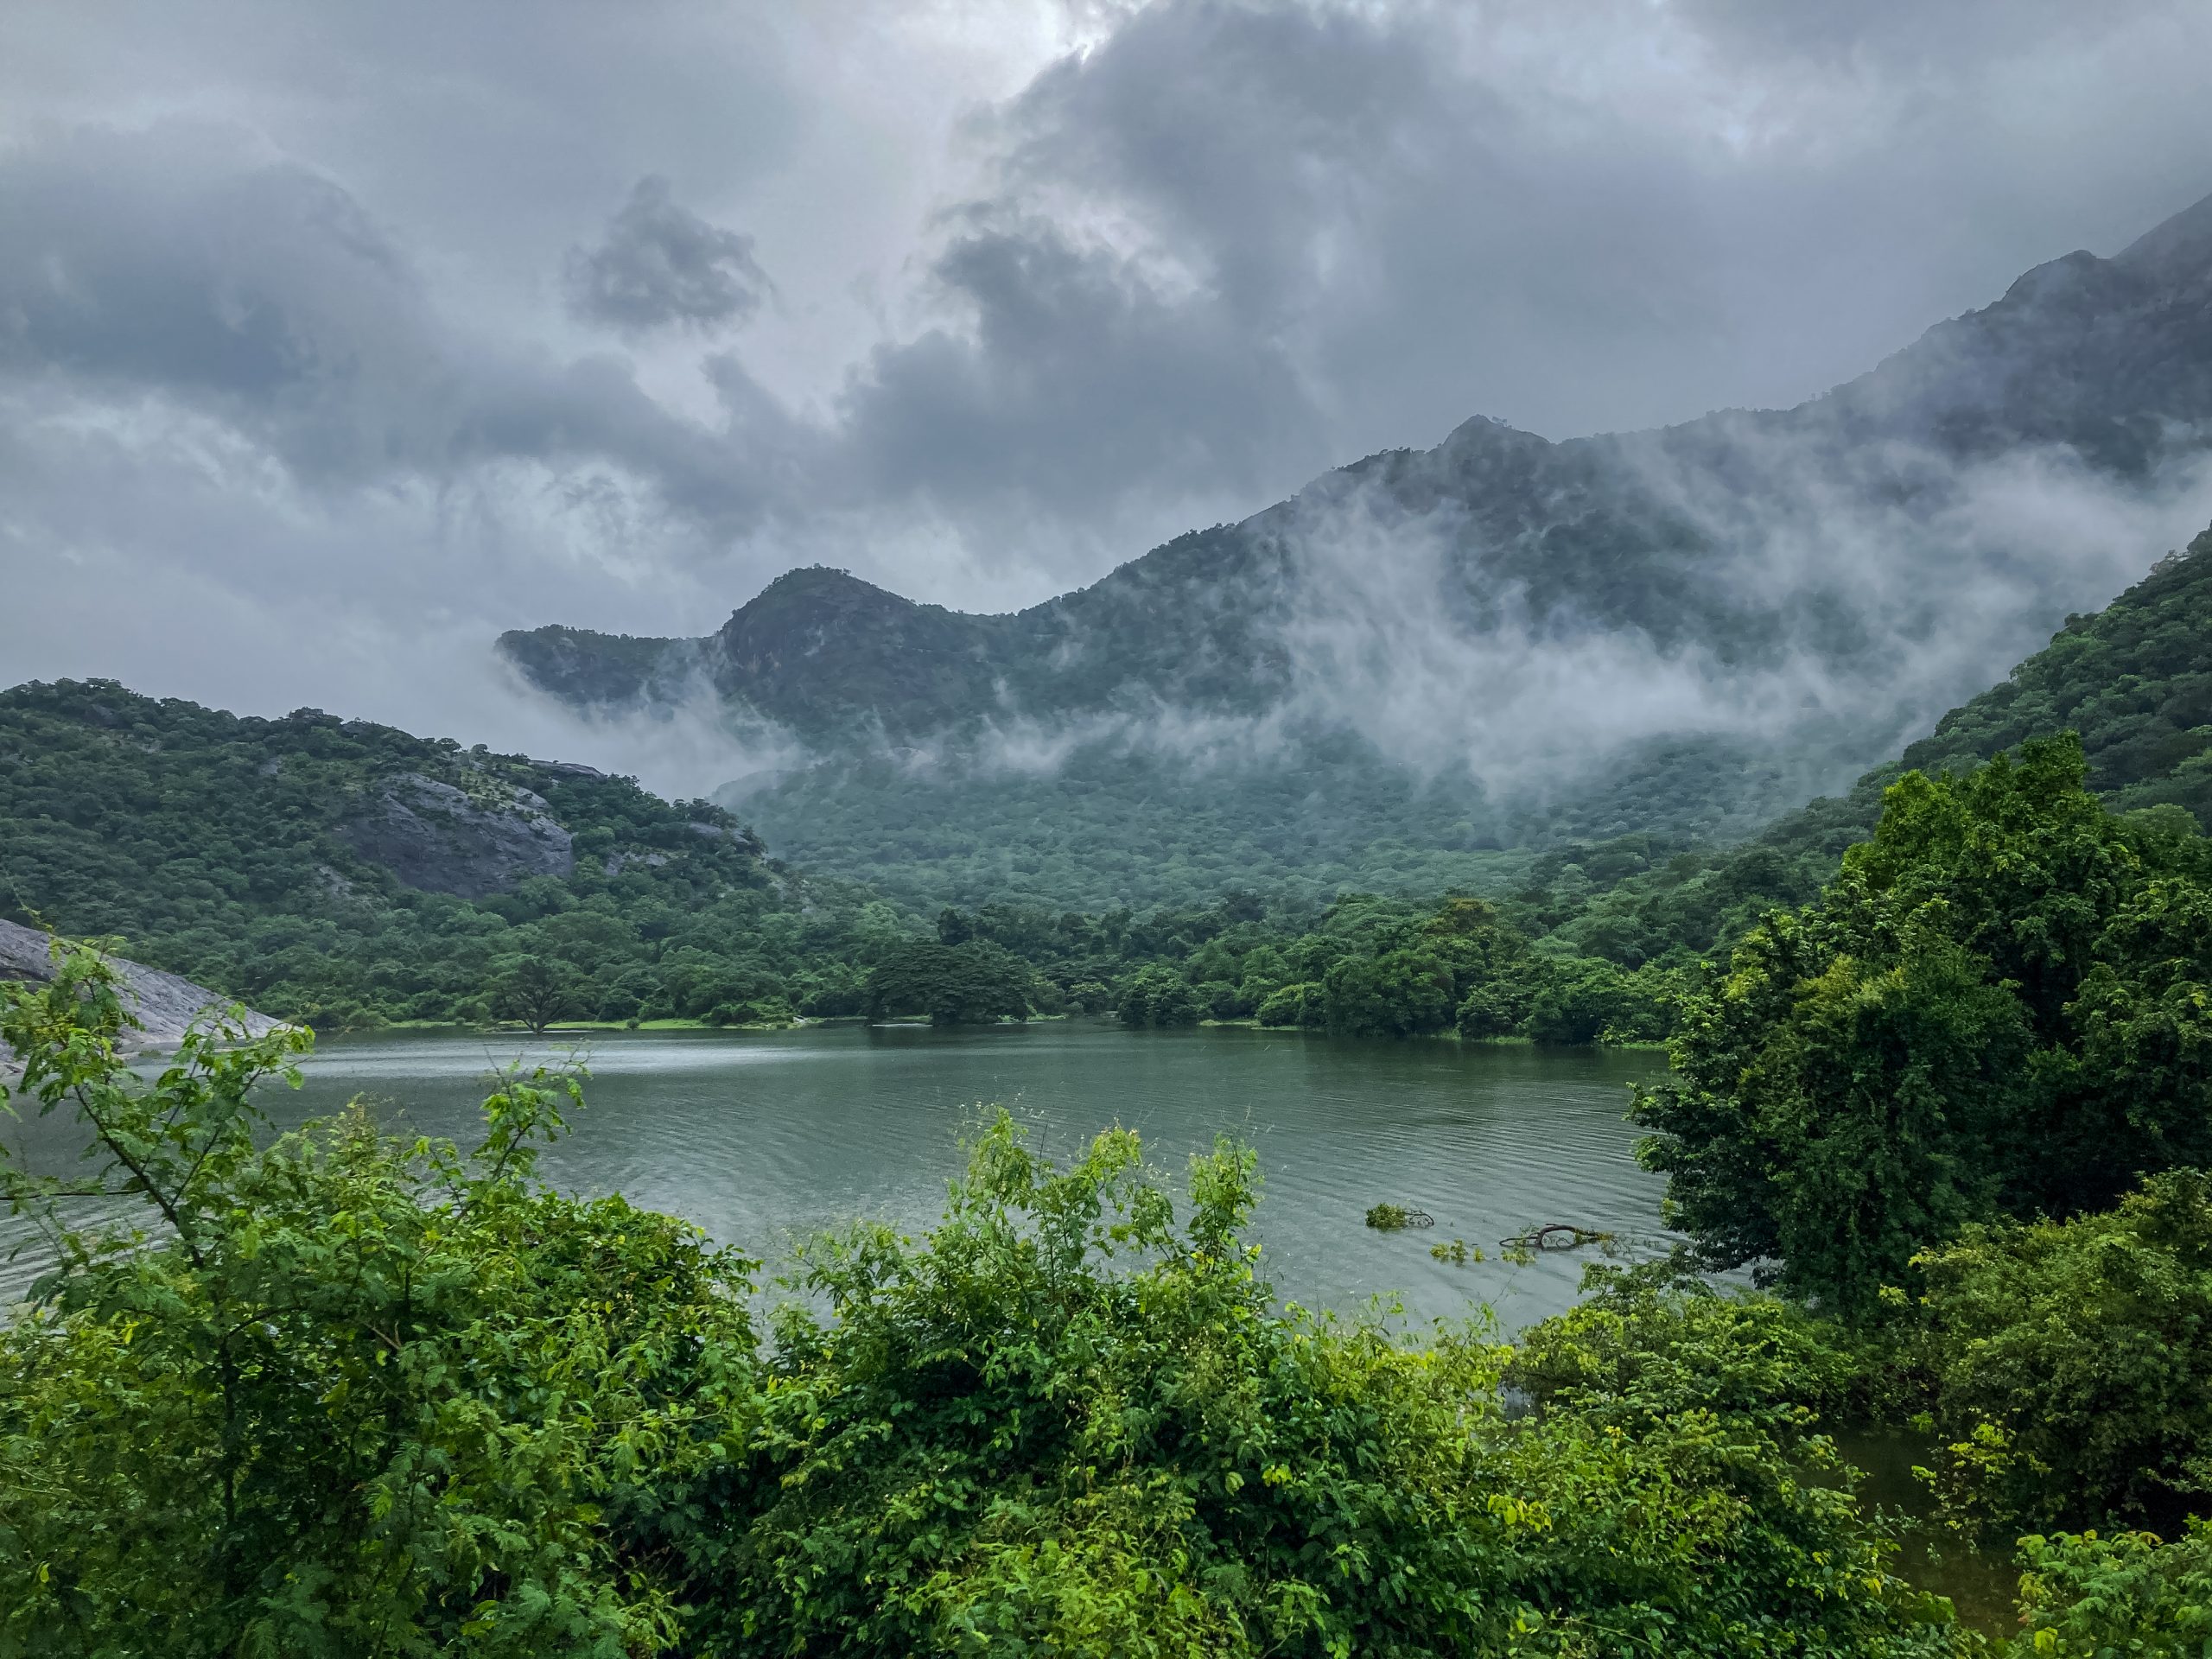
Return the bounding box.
[1637,734,2212,1314]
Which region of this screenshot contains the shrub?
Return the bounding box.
[645,1115,1955,1657]
[2007,1522,2212,1656]
[1256,981,1322,1027]
[0,945,759,1656]
[1914,1168,2212,1536]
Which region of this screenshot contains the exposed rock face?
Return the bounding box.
[0,918,283,1050]
[340,772,575,899]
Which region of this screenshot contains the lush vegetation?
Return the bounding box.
[0,948,759,1653]
[0,678,910,1030]
[23,941,2212,1650]
[1602,724,2212,1637]
[0,682,1664,1044]
[9,537,2209,1046]
[1636,734,2212,1315]
[1912,1171,2212,1538]
[2,950,1964,1656]
[741,731,1783,916]
[10,537,2212,1648]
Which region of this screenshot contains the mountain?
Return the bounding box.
[521,188,2212,906]
[4,522,2208,1035]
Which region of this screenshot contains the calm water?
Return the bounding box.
[3,1022,1669,1326]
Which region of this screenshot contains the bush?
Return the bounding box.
[2006,1522,2212,1656]
[644,1114,1956,1657]
[1509,1262,1866,1432]
[0,946,759,1656]
[1914,1168,2212,1537]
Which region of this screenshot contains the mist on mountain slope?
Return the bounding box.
[491,188,2212,899]
[520,413,2212,840]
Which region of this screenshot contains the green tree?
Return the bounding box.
[495,952,584,1033]
[1116,962,1200,1027]
[1322,949,1454,1037]
[2005,1522,2212,1656]
[1913,1169,2212,1537]
[0,944,757,1655]
[864,939,1031,1025]
[1255,981,1322,1027]
[1524,959,1630,1045]
[1637,735,2212,1315]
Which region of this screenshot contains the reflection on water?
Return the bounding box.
[1834,1427,2021,1638]
[3,1022,1669,1327]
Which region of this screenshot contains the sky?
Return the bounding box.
[3,0,2211,776]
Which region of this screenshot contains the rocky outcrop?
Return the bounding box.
[339,772,574,899]
[0,918,283,1050]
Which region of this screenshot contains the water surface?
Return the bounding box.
[5,1023,1669,1326]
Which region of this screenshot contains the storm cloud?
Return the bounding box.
[1,0,2209,787]
[567,177,773,335]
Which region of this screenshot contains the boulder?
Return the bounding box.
[0,918,283,1050]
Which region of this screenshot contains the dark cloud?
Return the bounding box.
[1,0,2210,772]
[566,176,772,335]
[835,210,1323,513]
[0,124,775,516]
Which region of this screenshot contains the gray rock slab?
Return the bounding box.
[0,918,283,1052]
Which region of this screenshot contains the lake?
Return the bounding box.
[3,1021,1670,1327]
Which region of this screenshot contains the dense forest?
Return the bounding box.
[0,683,1662,1041]
[5,524,2210,1045]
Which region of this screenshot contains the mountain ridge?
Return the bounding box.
[499,188,2212,904]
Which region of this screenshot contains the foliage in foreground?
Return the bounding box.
[648,1116,1952,1658]
[0,946,1971,1656]
[1637,734,2212,1316]
[0,946,758,1655]
[2008,1522,2212,1656]
[1911,1169,2212,1540]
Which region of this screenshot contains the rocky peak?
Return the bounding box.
[706,567,1011,742]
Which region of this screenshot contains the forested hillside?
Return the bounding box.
[0,681,899,1029]
[0,677,1660,1040]
[1525,525,2212,969]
